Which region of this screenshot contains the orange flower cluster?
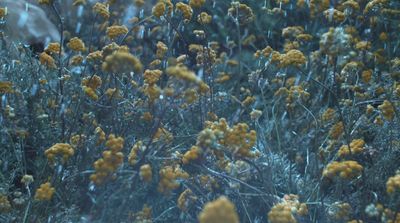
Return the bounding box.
[338,139,365,158]
[44,143,75,164]
[386,172,400,194]
[90,134,124,185]
[106,25,128,39]
[82,75,102,101]
[102,50,143,74]
[93,2,110,19]
[268,194,308,223]
[323,161,363,180]
[198,196,239,223]
[182,145,201,164]
[34,182,55,201]
[157,165,189,194]
[177,189,197,212]
[140,164,152,183]
[128,141,144,166]
[67,37,86,52]
[195,118,258,158]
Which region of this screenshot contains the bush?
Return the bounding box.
[0,0,399,222]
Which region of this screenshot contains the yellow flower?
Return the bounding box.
[140,164,152,183]
[106,25,129,39]
[198,196,239,223]
[279,49,307,67]
[378,100,395,121]
[102,51,143,74]
[182,146,201,164]
[329,121,344,140]
[323,161,363,180]
[198,12,212,24]
[93,2,110,19]
[156,41,168,58]
[152,1,166,18]
[67,37,86,52]
[39,52,56,68]
[34,182,55,201]
[45,143,75,163]
[386,173,400,194]
[70,55,83,66]
[143,69,162,85]
[0,81,13,94]
[190,0,206,8]
[45,42,61,55]
[176,2,193,21]
[228,2,254,25]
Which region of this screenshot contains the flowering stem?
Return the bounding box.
[51,3,66,141]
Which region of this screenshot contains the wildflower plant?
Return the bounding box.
[0,0,399,222]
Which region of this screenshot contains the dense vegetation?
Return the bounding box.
[0,0,399,222]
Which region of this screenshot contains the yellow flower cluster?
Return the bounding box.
[166,65,198,83]
[338,139,365,158]
[323,161,363,180]
[198,196,239,223]
[128,141,144,166]
[227,2,254,25]
[45,143,75,164]
[268,203,297,223]
[0,194,11,213]
[140,164,152,183]
[157,165,189,194]
[268,194,308,223]
[82,75,102,101]
[198,12,212,24]
[152,0,173,18]
[363,0,388,14]
[323,8,345,22]
[279,49,307,67]
[102,51,143,74]
[95,127,106,145]
[156,41,168,58]
[90,134,124,185]
[87,50,103,63]
[177,189,197,212]
[0,81,13,94]
[328,202,352,221]
[329,121,344,140]
[70,55,83,65]
[39,52,56,69]
[34,182,55,201]
[197,118,258,158]
[166,65,210,94]
[378,100,395,121]
[386,173,400,194]
[182,145,201,164]
[93,2,110,19]
[106,25,128,39]
[45,42,61,55]
[322,108,336,122]
[189,0,205,8]
[143,69,162,85]
[67,37,86,52]
[176,2,193,21]
[130,204,153,222]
